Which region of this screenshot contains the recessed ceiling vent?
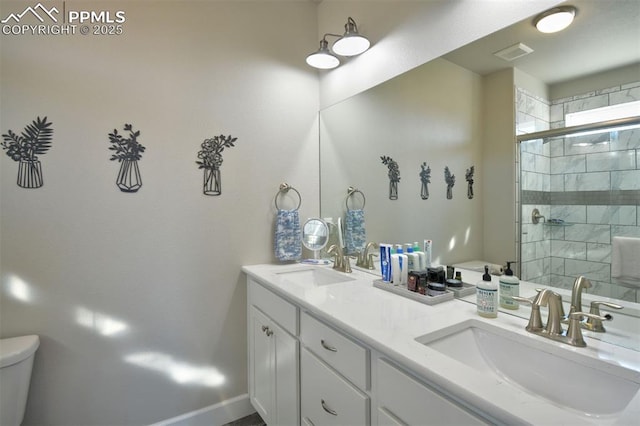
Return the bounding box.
[493,42,534,62]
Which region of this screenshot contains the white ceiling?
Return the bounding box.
[442,0,640,85]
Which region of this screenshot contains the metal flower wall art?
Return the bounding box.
[419,162,431,200]
[2,116,53,189]
[196,134,238,196]
[466,166,475,199]
[380,156,400,200]
[444,166,455,200]
[108,123,145,193]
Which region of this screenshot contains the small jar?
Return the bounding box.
[427,282,447,297]
[446,278,463,288]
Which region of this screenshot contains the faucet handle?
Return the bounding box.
[366,253,379,270]
[512,295,544,332]
[586,301,623,332]
[566,311,608,347]
[343,255,352,273]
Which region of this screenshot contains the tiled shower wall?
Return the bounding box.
[518,82,640,302]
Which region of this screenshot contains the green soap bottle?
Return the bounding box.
[499,261,519,310]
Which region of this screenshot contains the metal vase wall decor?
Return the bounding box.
[108,124,145,193]
[380,156,400,200]
[419,162,431,200]
[196,134,238,196]
[444,166,455,200]
[1,116,53,189]
[466,166,475,199]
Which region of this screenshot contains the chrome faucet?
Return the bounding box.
[563,276,623,332]
[327,244,352,273]
[513,288,606,347]
[356,242,379,269]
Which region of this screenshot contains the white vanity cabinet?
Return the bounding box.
[376,358,488,425]
[299,312,370,425]
[248,279,299,425]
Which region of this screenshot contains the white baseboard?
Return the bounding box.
[151,393,255,426]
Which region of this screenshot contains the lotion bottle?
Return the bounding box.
[499,261,520,310]
[476,265,498,318]
[412,242,425,270]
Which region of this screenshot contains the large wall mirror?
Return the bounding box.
[319,0,640,347]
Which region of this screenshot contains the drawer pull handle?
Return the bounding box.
[320,339,337,352]
[261,326,273,336]
[261,325,268,332]
[321,399,337,416]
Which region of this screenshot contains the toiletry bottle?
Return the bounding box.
[380,244,392,282]
[423,240,432,268]
[391,249,401,285]
[476,265,498,318]
[499,261,520,310]
[395,245,408,286]
[413,242,425,270]
[406,246,420,272]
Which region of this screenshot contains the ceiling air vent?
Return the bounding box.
[493,42,534,62]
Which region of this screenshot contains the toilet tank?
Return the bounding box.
[0,335,39,426]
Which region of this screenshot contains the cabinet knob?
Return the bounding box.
[321,399,337,416]
[320,339,337,352]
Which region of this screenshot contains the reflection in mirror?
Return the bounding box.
[319,0,640,348]
[302,218,329,258]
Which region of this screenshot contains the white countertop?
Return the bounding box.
[242,263,640,425]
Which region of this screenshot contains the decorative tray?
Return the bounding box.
[448,282,476,298]
[373,280,454,305]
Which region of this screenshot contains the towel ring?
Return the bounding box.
[275,182,302,211]
[345,186,366,211]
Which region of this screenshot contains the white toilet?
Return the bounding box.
[0,335,39,426]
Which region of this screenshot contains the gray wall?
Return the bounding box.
[1,1,319,424]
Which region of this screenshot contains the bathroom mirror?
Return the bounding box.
[319,0,640,348]
[302,218,329,256]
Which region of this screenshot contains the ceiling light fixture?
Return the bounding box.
[306,17,371,69]
[533,6,577,33]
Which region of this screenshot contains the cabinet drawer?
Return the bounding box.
[377,359,487,425]
[300,311,368,390]
[249,278,297,335]
[301,348,369,426]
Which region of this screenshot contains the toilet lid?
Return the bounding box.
[0,335,39,368]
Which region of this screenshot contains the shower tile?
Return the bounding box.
[564,224,610,243]
[612,225,640,238]
[521,223,545,242]
[609,86,640,105]
[535,154,550,174]
[564,94,609,114]
[520,242,537,261]
[550,257,565,275]
[550,205,586,223]
[550,174,564,191]
[564,259,610,282]
[549,137,565,157]
[587,150,636,172]
[587,206,637,225]
[520,152,536,172]
[610,128,640,151]
[610,284,637,303]
[587,281,613,299]
[550,274,574,290]
[586,243,612,263]
[549,226,565,240]
[550,103,563,123]
[535,240,550,258]
[551,240,586,259]
[612,170,640,190]
[564,172,610,191]
[550,155,585,174]
[564,134,611,156]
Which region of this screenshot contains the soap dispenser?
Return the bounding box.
[476,265,498,318]
[499,261,519,310]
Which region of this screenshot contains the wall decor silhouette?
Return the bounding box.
[380,156,400,200]
[444,166,455,200]
[419,162,431,200]
[195,134,238,196]
[466,166,475,199]
[108,123,145,193]
[1,116,53,189]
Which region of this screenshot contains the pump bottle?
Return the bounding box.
[499,261,520,310]
[476,265,498,318]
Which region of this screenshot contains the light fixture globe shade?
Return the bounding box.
[332,35,370,57]
[306,51,340,69]
[534,6,576,33]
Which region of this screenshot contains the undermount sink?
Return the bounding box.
[276,267,355,287]
[416,320,640,416]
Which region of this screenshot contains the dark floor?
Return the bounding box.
[223,412,266,426]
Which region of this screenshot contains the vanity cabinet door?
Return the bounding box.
[301,347,369,426]
[248,305,299,426]
[377,359,488,425]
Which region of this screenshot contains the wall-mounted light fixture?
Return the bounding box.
[533,6,577,33]
[306,17,371,69]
